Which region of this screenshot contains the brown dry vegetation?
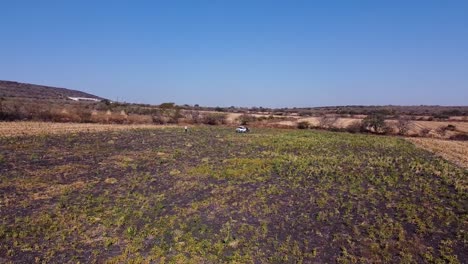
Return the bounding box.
[407,137,468,169]
[0,122,174,137]
[2,80,468,140]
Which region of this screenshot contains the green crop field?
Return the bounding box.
[0,127,466,263]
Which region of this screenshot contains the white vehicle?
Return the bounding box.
[236,126,250,133]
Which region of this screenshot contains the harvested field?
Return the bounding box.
[407,137,468,169]
[0,122,174,137]
[0,127,466,263]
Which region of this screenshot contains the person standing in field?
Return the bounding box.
[184,126,188,133]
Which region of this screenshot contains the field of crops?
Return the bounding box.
[0,127,466,263]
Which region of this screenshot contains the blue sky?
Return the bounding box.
[1,1,467,107]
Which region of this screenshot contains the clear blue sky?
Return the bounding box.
[1,1,467,107]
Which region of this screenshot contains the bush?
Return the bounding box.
[435,126,447,137]
[382,125,394,135]
[396,117,411,135]
[433,113,449,120]
[186,111,201,124]
[446,124,456,131]
[152,115,166,124]
[297,121,310,129]
[449,133,468,141]
[108,114,127,124]
[345,121,363,133]
[159,102,175,109]
[317,115,338,129]
[238,114,257,125]
[435,124,457,137]
[202,113,227,125]
[76,109,93,123]
[419,128,431,137]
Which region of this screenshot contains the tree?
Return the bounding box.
[159,102,175,109]
[362,113,386,133]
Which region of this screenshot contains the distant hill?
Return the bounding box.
[0,80,105,101]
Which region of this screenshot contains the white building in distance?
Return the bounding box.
[68,97,102,102]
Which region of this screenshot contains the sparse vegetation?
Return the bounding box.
[0,127,466,262]
[1,81,468,140]
[396,116,411,135]
[345,120,363,133]
[237,114,257,125]
[317,115,338,129]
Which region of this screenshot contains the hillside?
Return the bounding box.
[0,80,105,101]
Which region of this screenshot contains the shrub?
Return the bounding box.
[446,124,456,131]
[108,114,127,124]
[238,114,257,125]
[185,111,201,124]
[435,124,457,137]
[127,114,151,124]
[345,121,363,133]
[382,125,395,135]
[435,126,447,137]
[167,108,182,124]
[297,121,310,129]
[317,115,338,129]
[76,109,93,123]
[396,117,411,135]
[152,115,166,124]
[202,113,227,125]
[419,128,431,137]
[362,113,386,133]
[449,133,468,141]
[433,113,449,120]
[159,102,175,109]
[298,110,312,117]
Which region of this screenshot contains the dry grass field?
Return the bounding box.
[0,122,174,137]
[407,138,468,169]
